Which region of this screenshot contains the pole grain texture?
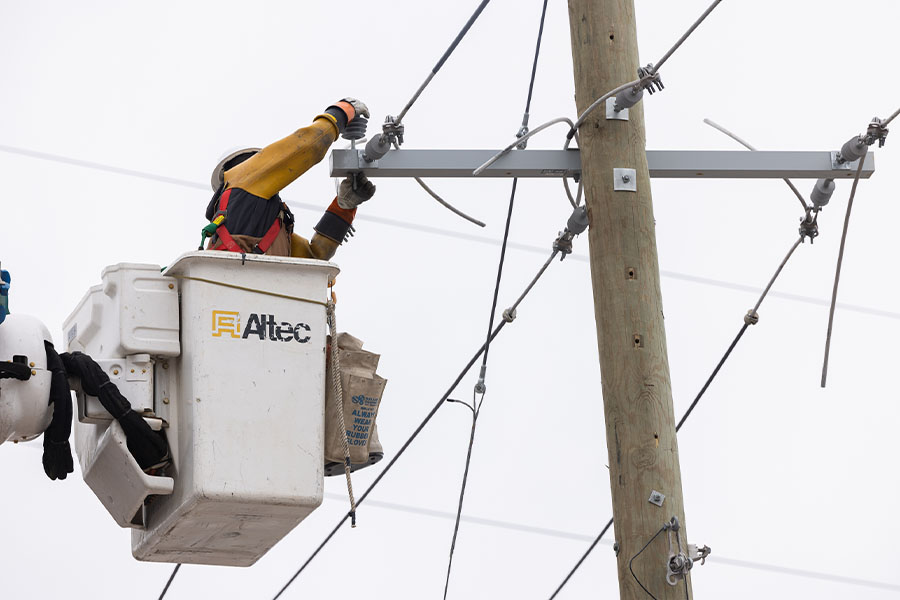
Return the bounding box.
[567,1,692,598]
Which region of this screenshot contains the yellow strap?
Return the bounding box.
[171,275,328,307]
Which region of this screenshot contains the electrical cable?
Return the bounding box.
[651,0,724,74]
[881,106,900,128]
[443,390,479,600]
[271,248,562,600]
[443,4,550,591]
[547,518,614,599]
[395,0,491,125]
[2,142,896,321]
[821,145,868,387]
[547,234,806,599]
[703,118,809,212]
[566,0,726,137]
[321,491,900,593]
[628,524,668,600]
[158,563,181,600]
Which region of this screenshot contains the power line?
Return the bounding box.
[444,3,551,595]
[272,248,564,599]
[158,563,180,600]
[2,142,897,323]
[320,493,900,593]
[549,233,807,599]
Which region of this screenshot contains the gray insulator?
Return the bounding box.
[566,206,589,235]
[363,134,392,162]
[838,136,867,163]
[342,116,368,141]
[810,178,835,208]
[614,86,644,111]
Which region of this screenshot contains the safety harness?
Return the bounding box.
[200,187,290,254]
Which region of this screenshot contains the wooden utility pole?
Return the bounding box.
[567,1,692,598]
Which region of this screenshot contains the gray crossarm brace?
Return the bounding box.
[330,149,875,179]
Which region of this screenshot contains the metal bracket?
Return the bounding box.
[606,97,629,121]
[649,490,665,506]
[831,151,857,170]
[357,150,377,170]
[614,168,637,192]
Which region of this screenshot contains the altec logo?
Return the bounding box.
[211,310,311,343]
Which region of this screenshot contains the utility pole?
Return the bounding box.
[567,1,691,598]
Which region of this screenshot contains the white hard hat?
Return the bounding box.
[210,147,261,191]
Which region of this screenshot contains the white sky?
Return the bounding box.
[2,1,899,598]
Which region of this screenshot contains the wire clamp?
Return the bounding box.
[381,115,405,147]
[516,124,530,150]
[865,116,889,148]
[637,63,664,95]
[744,310,759,325]
[502,307,516,323]
[664,516,710,586]
[799,211,819,243]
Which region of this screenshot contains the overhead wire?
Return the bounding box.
[881,106,900,128]
[1,142,897,322]
[157,563,180,600]
[272,246,563,600]
[821,146,868,387]
[703,118,810,212]
[386,0,492,226]
[394,0,491,125]
[322,491,900,593]
[444,4,551,595]
[547,233,807,599]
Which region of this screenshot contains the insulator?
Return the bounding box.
[342,116,368,141]
[363,133,392,162]
[566,206,589,235]
[810,178,835,208]
[838,135,866,163]
[614,86,643,111]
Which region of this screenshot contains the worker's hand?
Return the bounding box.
[338,174,376,209]
[340,97,369,121]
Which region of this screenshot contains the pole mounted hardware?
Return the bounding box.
[552,206,588,259]
[664,516,710,587]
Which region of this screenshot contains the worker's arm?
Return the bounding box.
[224,118,338,200]
[224,98,368,200]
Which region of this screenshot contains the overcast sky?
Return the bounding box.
[2,1,899,598]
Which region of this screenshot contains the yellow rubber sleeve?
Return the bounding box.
[223,118,339,200]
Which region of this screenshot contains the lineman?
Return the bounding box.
[203,98,376,258]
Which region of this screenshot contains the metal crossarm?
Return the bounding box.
[330,149,875,179]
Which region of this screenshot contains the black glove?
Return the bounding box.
[42,342,73,481]
[60,352,168,470]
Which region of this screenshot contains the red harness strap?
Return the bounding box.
[212,188,282,254]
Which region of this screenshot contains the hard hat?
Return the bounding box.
[210,147,261,191]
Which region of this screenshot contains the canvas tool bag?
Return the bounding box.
[324,332,387,466]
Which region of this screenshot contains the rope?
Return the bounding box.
[272,248,561,600]
[395,0,491,124]
[547,233,805,599]
[703,118,809,212]
[821,145,868,387]
[326,303,357,527]
[170,275,328,307]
